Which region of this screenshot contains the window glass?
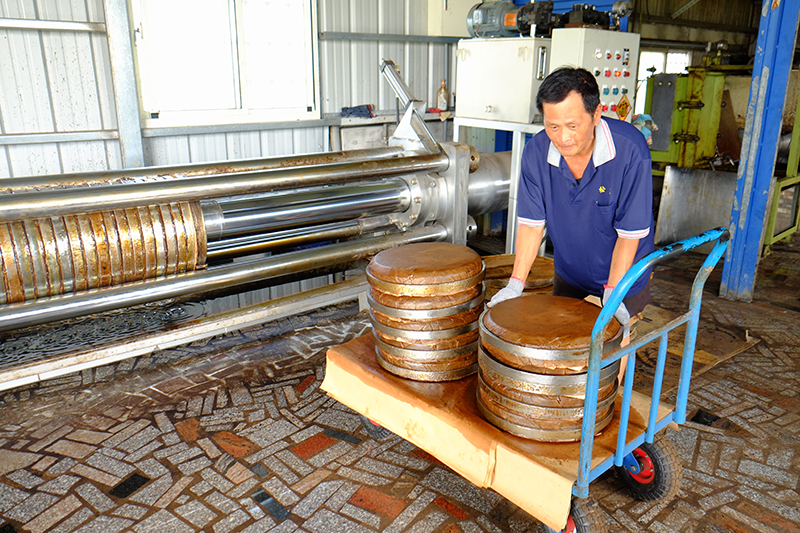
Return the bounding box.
[634,51,691,116]
[131,0,318,127]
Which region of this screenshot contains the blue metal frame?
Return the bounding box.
[720,0,800,301]
[573,226,730,499]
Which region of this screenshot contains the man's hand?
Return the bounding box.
[487,277,525,308]
[602,286,630,338]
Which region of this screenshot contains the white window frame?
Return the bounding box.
[129,0,320,128]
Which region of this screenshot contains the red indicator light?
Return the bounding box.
[623,71,631,77]
[602,105,609,111]
[614,70,621,77]
[605,69,611,77]
[616,53,621,60]
[611,105,617,111]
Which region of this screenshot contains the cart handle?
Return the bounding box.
[596,226,730,337]
[575,226,730,498]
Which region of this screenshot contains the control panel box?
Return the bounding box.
[549,28,640,122]
[455,37,551,124]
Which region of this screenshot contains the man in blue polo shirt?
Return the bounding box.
[488,67,655,340]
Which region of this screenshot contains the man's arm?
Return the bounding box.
[607,236,640,288]
[511,225,545,281]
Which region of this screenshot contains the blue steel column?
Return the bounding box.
[720,0,800,300]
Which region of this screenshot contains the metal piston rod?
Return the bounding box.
[0,146,511,330]
[203,178,411,241]
[0,146,407,193]
[0,152,449,222]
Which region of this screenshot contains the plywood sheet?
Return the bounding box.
[322,334,672,531]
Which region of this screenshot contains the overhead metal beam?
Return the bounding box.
[0,17,105,32]
[639,15,757,34]
[0,130,119,146]
[671,0,705,19]
[319,31,460,44]
[720,0,800,301]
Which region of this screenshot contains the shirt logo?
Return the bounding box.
[599,186,607,193]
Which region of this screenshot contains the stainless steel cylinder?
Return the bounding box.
[467,151,511,216]
[367,242,485,382]
[205,178,411,240]
[0,202,206,305]
[0,153,449,222]
[206,216,395,261]
[0,147,406,193]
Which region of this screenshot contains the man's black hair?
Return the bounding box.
[536,67,601,115]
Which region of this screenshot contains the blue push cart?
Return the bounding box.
[557,226,730,532]
[322,227,730,533]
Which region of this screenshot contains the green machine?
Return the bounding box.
[763,85,800,254]
[643,66,750,171]
[644,64,800,254]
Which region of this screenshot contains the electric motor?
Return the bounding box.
[467,1,520,38]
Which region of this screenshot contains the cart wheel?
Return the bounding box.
[535,498,608,533]
[616,433,682,501]
[359,415,394,440]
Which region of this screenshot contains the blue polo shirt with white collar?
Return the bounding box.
[518,117,655,297]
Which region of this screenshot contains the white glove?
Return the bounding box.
[487,277,525,308]
[603,286,630,339]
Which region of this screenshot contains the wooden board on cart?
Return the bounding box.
[322,334,675,531]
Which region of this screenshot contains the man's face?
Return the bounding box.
[542,91,602,160]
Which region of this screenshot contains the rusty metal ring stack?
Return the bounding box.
[0,202,206,305]
[477,294,623,442]
[366,242,485,381]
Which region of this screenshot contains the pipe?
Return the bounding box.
[0,224,448,332]
[207,179,411,240]
[640,38,712,52]
[206,216,395,261]
[467,151,512,216]
[0,153,448,222]
[0,147,405,192]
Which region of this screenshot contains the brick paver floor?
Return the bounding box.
[0,234,799,532]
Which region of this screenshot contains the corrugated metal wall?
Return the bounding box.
[142,128,329,167]
[1,0,453,176]
[0,0,121,177]
[318,0,454,115]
